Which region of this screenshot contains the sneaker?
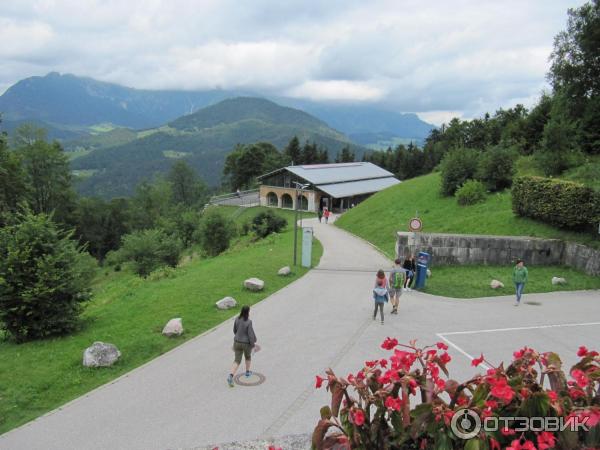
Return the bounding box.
[227,374,234,387]
[514,302,520,306]
[245,370,252,378]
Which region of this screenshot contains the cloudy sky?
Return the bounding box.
[0,0,585,125]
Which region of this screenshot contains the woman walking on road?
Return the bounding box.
[512,259,528,306]
[402,255,416,291]
[373,270,390,325]
[323,207,330,224]
[227,305,257,387]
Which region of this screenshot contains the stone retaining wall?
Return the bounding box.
[396,232,600,276]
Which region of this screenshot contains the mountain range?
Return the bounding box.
[0,72,436,198]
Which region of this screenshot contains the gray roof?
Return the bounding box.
[317,177,401,198]
[285,162,394,185]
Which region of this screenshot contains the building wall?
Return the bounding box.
[259,185,315,212]
[396,232,600,276]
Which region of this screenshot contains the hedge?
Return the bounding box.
[512,176,600,231]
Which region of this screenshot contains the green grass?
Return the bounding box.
[0,208,321,434]
[422,265,600,298]
[336,172,599,258]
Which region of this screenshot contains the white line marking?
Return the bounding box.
[436,334,492,370]
[438,322,600,336]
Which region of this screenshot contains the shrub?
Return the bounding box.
[120,228,183,277]
[251,210,287,239]
[0,212,95,342]
[313,339,600,450]
[147,266,181,281]
[476,145,517,191]
[456,180,487,206]
[196,208,235,256]
[512,176,600,231]
[440,148,480,196]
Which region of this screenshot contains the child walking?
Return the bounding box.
[373,270,390,324]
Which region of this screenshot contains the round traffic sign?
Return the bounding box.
[409,217,422,232]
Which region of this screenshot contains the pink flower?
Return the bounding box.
[436,342,448,350]
[315,375,325,389]
[438,352,451,364]
[577,346,588,357]
[379,358,388,368]
[435,378,446,390]
[547,390,558,402]
[471,354,485,367]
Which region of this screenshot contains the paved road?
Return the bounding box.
[1,217,598,450]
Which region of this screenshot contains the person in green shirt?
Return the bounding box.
[512,259,528,306]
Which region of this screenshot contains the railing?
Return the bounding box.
[208,189,260,207]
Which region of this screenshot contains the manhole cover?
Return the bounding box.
[234,372,266,386]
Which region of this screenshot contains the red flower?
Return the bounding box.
[577,346,588,357]
[569,387,585,400]
[379,358,388,368]
[471,353,485,367]
[520,388,530,398]
[501,427,516,436]
[489,438,501,450]
[571,369,589,388]
[381,337,398,350]
[537,431,556,450]
[436,342,448,350]
[456,396,469,406]
[547,390,558,402]
[485,399,498,408]
[506,439,536,450]
[384,395,402,411]
[315,375,325,388]
[438,352,451,364]
[365,360,377,368]
[268,447,282,450]
[435,378,446,390]
[489,376,515,403]
[352,409,365,426]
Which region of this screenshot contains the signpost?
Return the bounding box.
[408,213,422,256]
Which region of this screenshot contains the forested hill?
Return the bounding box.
[71,97,366,198]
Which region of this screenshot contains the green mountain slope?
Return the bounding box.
[71,97,366,198]
[335,172,599,257]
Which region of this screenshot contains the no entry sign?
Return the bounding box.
[409,217,422,232]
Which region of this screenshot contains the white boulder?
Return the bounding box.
[216,296,237,310]
[552,277,567,285]
[278,266,291,276]
[83,342,121,368]
[162,318,183,337]
[490,279,504,289]
[244,278,265,291]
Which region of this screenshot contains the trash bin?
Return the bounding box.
[414,251,431,289]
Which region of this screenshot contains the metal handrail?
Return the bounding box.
[209,188,259,203]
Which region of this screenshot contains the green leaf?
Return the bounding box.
[433,431,452,450]
[519,391,550,417]
[472,384,490,407]
[464,438,481,450]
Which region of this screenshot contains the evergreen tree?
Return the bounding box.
[301,141,319,164]
[283,136,302,165]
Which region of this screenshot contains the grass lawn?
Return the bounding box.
[0,207,321,435]
[421,265,600,298]
[336,172,599,258]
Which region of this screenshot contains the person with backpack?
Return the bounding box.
[227,305,257,387]
[512,259,528,306]
[388,259,406,314]
[373,269,390,324]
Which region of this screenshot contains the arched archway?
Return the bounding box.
[266,192,278,207]
[299,194,308,211]
[281,193,293,209]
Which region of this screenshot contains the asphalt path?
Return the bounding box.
[1,216,598,450]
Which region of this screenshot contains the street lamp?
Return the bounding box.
[293,182,310,266]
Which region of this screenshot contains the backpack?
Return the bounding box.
[390,269,405,289]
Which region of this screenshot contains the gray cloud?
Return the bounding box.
[0,0,587,124]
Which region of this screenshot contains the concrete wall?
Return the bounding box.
[396,232,600,276]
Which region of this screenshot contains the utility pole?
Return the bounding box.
[293,182,309,266]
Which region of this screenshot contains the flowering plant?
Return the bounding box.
[313,339,600,450]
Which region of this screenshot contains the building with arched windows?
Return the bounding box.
[257,162,400,212]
